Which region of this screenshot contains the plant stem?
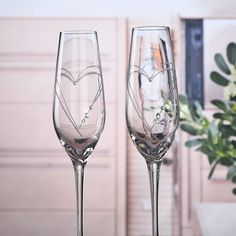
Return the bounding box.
[147,161,162,236]
[73,162,85,236]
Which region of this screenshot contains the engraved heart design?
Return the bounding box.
[55,65,103,137]
[61,65,102,85]
[127,63,176,139]
[130,63,174,82]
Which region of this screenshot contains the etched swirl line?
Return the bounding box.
[60,68,75,84]
[128,81,152,134]
[55,81,83,136]
[76,78,103,130]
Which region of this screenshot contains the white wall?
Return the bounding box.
[1,0,236,20]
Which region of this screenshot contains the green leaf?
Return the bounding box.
[209,122,218,138]
[229,102,236,112]
[197,146,214,162]
[211,99,227,111]
[220,158,234,166]
[180,124,198,135]
[208,158,221,179]
[232,176,236,183]
[213,112,226,120]
[179,95,188,105]
[232,119,236,128]
[221,125,236,137]
[193,101,203,117]
[232,188,236,195]
[215,53,231,75]
[227,42,236,65]
[227,166,236,180]
[207,122,218,145]
[210,71,230,86]
[185,139,203,148]
[231,140,236,149]
[207,155,216,165]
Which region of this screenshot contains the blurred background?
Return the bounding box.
[0,0,236,236]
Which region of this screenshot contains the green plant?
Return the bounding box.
[180,42,236,195]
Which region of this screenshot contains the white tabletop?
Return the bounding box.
[196,203,236,236]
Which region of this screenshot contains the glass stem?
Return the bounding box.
[73,162,85,236]
[147,161,161,236]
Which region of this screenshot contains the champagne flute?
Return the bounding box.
[126,26,179,236]
[52,31,106,236]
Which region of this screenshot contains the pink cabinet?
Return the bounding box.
[0,17,127,236]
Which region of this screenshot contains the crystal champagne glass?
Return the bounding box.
[126,26,179,236]
[52,31,106,236]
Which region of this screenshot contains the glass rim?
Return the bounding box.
[133,26,170,31]
[60,30,97,35]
